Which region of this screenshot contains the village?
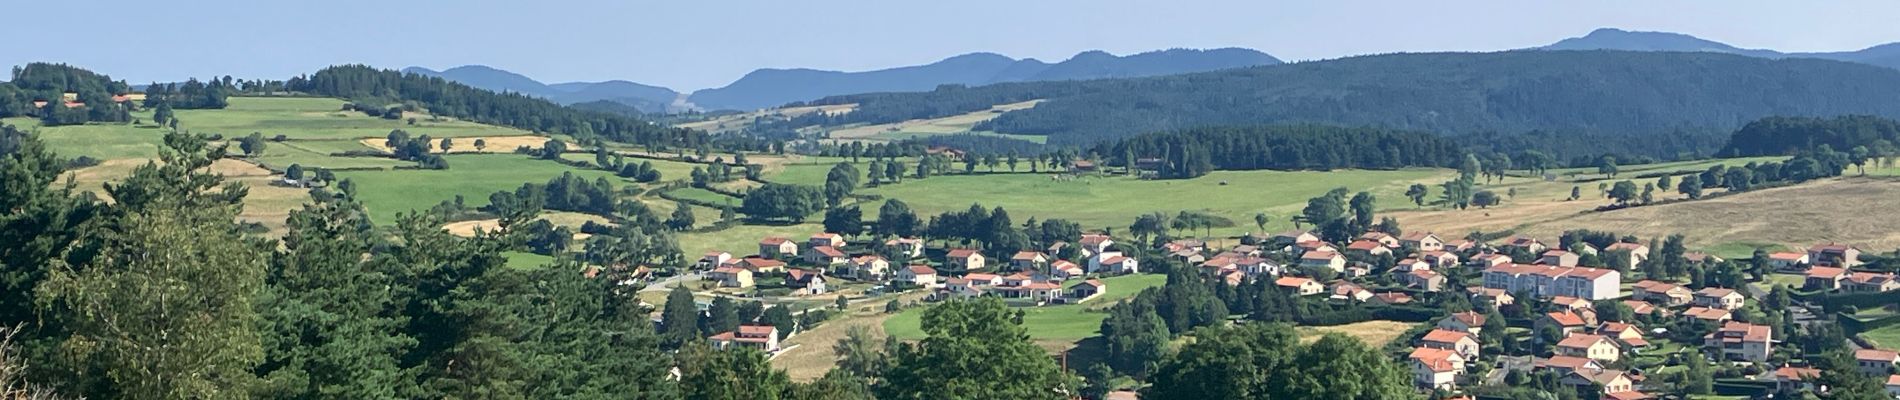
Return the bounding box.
[670,219,1900,399]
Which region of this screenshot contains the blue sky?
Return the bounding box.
[9,0,1900,91]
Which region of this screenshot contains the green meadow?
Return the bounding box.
[336,153,624,223]
[173,96,531,140]
[850,168,1450,236]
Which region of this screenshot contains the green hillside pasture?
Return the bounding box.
[173,97,531,140]
[3,116,170,160]
[336,154,623,223]
[859,168,1451,237]
[251,141,407,171]
[883,273,1167,340]
[559,152,707,184]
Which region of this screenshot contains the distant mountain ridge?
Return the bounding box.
[1536,28,1900,70]
[687,48,1281,111]
[402,65,679,113]
[408,48,1279,113]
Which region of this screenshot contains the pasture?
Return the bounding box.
[1509,177,1900,255]
[1296,320,1417,347]
[3,116,169,160]
[853,168,1450,237]
[827,100,1046,143]
[335,154,623,223]
[173,96,531,140]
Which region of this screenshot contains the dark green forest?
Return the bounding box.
[1720,114,1900,157]
[287,65,708,148]
[1093,125,1465,178]
[811,51,1900,153]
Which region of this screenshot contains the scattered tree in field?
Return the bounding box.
[1405,183,1429,206]
[473,138,487,152]
[1472,190,1500,208]
[239,132,267,157]
[1677,175,1704,199]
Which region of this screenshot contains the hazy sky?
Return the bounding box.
[11,0,1900,91]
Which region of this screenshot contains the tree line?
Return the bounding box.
[1096,124,1464,179]
[287,65,708,149]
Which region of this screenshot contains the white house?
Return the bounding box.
[895,265,939,287]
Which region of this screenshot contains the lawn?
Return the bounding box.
[675,222,823,255]
[503,251,556,270]
[1863,324,1900,348]
[1703,241,1787,260]
[883,273,1168,341]
[3,115,169,160]
[172,97,532,140]
[666,187,741,206]
[335,153,623,223]
[854,168,1450,237]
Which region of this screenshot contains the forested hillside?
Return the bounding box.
[690,48,1279,111]
[1093,125,1465,178]
[813,51,1900,149]
[290,65,705,148]
[1721,115,1900,157]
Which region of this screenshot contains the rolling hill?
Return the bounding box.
[1537,28,1900,70]
[403,65,679,113]
[810,51,1900,148]
[686,48,1280,111]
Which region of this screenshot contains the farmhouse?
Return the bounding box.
[895,265,938,287]
[1422,250,1460,268]
[1392,258,1431,273]
[1400,231,1444,252]
[1299,250,1346,272]
[1604,242,1650,266]
[1704,321,1774,362]
[1275,277,1324,296]
[1481,264,1622,300]
[707,266,755,288]
[1691,287,1744,310]
[1294,241,1339,255]
[1078,234,1116,255]
[1808,242,1862,267]
[1370,292,1413,305]
[945,249,986,270]
[1238,257,1283,277]
[1775,366,1822,393]
[759,237,799,258]
[1272,231,1320,248]
[708,325,780,352]
[1620,300,1657,316]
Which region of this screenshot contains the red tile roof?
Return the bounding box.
[1556,334,1610,350]
[906,265,936,275]
[1274,277,1315,287]
[812,246,846,258]
[946,248,981,258]
[1448,311,1486,327]
[1545,311,1586,326]
[1422,329,1474,344]
[760,237,792,245]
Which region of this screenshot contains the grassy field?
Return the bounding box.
[676,222,823,255]
[2,116,169,160]
[665,187,740,205]
[1509,177,1900,253]
[1865,325,1900,349]
[883,273,1167,340]
[503,251,556,270]
[827,100,1043,143]
[336,154,623,223]
[1296,320,1416,347]
[854,168,1449,237]
[173,97,531,140]
[249,142,407,170]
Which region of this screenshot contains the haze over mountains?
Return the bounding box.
[408,48,1280,113]
[1537,28,1900,70]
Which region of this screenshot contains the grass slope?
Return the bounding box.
[336,154,622,223]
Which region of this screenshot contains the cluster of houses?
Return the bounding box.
[696,232,1134,305]
[26,91,144,112]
